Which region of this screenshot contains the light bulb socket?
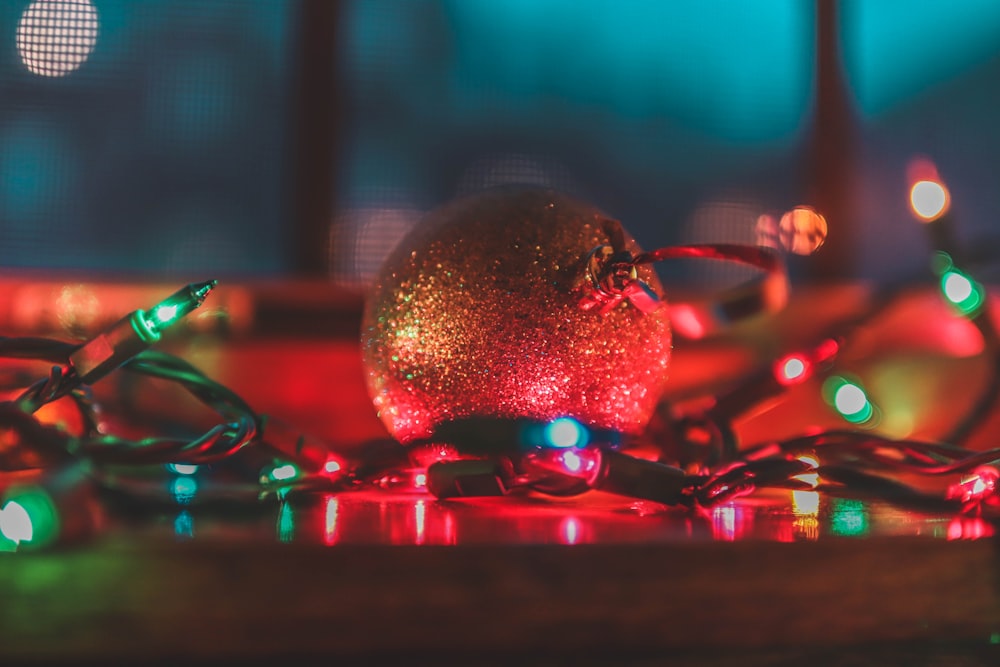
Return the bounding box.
[594,450,687,505]
[69,313,154,384]
[426,459,513,499]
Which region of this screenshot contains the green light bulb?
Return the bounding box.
[0,501,33,544]
[823,376,875,424]
[153,304,179,324]
[133,280,218,342]
[940,269,984,316]
[269,463,299,482]
[0,490,60,550]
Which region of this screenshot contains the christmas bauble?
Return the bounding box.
[361,187,673,444]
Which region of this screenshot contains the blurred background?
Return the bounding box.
[1,0,1000,286]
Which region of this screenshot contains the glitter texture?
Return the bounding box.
[361,187,673,443]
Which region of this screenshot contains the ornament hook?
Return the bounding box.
[579,245,664,315]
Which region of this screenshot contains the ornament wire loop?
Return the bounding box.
[642,243,788,337]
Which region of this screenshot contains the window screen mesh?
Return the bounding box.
[9,2,996,284]
[0,0,292,276]
[330,0,815,287]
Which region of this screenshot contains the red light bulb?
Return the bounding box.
[774,354,811,386]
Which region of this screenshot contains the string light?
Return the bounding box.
[0,489,59,550]
[0,501,36,546]
[543,417,589,449]
[0,281,259,477]
[774,354,810,386]
[940,268,984,316]
[3,175,1000,552]
[778,207,828,255]
[823,376,875,425]
[69,280,217,384]
[910,180,950,222]
[268,463,299,482]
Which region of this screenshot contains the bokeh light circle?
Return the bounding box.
[942,272,973,304]
[778,207,827,255]
[834,383,868,417]
[16,0,99,77]
[0,501,33,544]
[910,180,949,221]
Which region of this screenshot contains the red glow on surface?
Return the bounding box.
[441,512,457,545]
[711,504,751,541]
[947,516,994,541]
[410,443,459,468]
[375,468,432,494]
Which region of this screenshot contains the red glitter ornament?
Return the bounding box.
[361,187,673,444]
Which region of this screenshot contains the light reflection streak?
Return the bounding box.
[711,504,750,541]
[414,500,426,545]
[323,496,339,546]
[560,516,581,545]
[791,490,820,541]
[947,516,994,541]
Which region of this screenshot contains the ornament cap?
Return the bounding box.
[579,244,664,314]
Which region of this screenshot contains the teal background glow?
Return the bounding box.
[335,0,816,285]
[2,2,1000,280]
[841,0,1000,118]
[839,1,1000,279]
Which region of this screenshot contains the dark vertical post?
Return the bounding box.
[810,0,856,279]
[290,0,340,276]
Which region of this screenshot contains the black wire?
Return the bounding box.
[2,317,997,515]
[0,336,260,471]
[945,301,1000,445]
[0,336,79,362]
